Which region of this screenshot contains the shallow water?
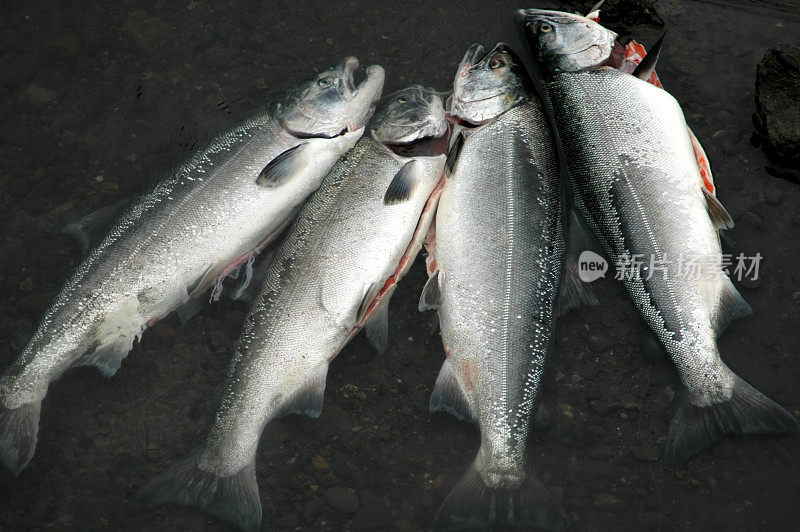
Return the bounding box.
[0,0,798,530]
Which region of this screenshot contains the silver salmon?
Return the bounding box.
[0,57,384,476]
[518,8,798,465]
[422,43,567,530]
[137,85,449,531]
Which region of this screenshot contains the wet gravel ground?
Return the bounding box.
[1,0,799,530]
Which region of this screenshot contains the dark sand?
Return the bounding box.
[1,0,799,530]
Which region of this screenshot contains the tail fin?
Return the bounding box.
[433,463,567,531]
[0,401,42,476]
[137,453,261,531]
[665,375,799,467]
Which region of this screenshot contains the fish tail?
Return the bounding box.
[0,399,42,475]
[433,462,567,531]
[136,452,261,531]
[666,374,799,467]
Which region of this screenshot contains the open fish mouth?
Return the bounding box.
[341,56,359,98]
[456,92,503,104]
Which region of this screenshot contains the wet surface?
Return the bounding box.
[1,0,799,530]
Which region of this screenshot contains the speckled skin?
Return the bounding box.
[0,61,384,465]
[435,98,562,488]
[197,112,446,478]
[546,68,736,407]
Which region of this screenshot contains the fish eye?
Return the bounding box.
[539,23,552,33]
[317,78,332,87]
[396,96,408,104]
[488,57,505,70]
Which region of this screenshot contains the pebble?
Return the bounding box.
[587,334,610,353]
[275,513,299,528]
[312,455,330,473]
[324,487,359,514]
[19,83,57,106]
[578,361,600,380]
[303,497,325,520]
[764,186,784,205]
[631,445,662,461]
[19,276,34,292]
[556,403,574,419]
[594,493,626,512]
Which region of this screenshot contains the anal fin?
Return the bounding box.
[429,359,476,424]
[276,364,329,418]
[712,276,753,335]
[77,334,139,377]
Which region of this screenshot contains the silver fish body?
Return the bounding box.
[437,100,562,481]
[138,86,448,531]
[544,66,797,464]
[426,43,566,530]
[0,59,385,476]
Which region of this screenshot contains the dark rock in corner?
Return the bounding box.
[755,44,800,166]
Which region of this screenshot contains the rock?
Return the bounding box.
[19,83,57,106]
[594,493,626,512]
[631,445,662,461]
[19,276,34,292]
[765,186,784,205]
[275,512,299,528]
[122,11,171,49]
[312,455,331,473]
[587,334,610,353]
[755,45,800,164]
[303,497,325,520]
[578,361,600,380]
[324,487,359,514]
[353,504,385,530]
[556,403,574,420]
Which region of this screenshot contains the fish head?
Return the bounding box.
[370,85,448,146]
[516,9,617,73]
[276,57,385,138]
[449,43,526,125]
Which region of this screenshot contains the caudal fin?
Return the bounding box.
[433,463,567,531]
[665,375,799,467]
[137,453,261,531]
[0,401,42,476]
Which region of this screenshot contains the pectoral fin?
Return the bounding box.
[256,142,310,187]
[384,161,420,205]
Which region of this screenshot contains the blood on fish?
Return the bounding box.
[355,176,446,330]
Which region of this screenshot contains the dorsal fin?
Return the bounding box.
[632,33,665,81]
